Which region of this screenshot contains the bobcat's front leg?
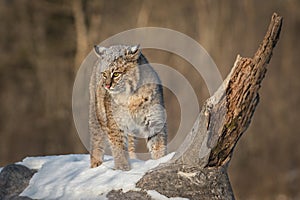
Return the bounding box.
[90,131,106,168]
[107,129,130,171]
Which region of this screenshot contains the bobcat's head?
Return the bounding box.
[94,45,141,94]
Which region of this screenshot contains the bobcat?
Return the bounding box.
[89,44,167,170]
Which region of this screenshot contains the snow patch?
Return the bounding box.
[19,153,175,199]
[147,190,189,200]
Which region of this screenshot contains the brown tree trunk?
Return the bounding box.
[72,0,89,73]
[109,13,283,200]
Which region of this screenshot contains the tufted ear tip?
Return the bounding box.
[130,44,140,54]
[94,45,106,57]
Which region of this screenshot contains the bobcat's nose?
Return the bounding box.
[105,84,111,89]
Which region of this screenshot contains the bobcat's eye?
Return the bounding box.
[112,72,121,78]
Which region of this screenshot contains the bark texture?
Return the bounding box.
[107,190,152,200]
[137,164,233,199]
[0,164,35,200]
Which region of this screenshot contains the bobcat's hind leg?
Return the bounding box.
[128,134,136,159]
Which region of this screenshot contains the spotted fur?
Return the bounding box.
[89,45,167,170]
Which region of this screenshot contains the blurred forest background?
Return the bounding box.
[0,0,299,199]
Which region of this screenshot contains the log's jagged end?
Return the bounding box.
[168,13,283,168]
[207,12,283,167]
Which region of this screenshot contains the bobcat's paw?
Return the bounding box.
[129,152,136,159]
[91,160,102,168]
[150,146,167,160]
[114,161,130,171]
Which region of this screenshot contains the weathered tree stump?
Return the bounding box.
[133,13,282,200]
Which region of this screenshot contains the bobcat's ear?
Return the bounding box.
[130,44,140,54]
[94,45,106,58]
[126,44,141,60]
